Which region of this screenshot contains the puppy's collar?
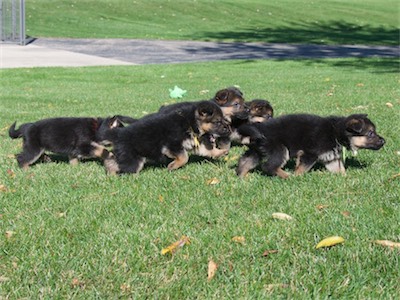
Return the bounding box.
[189,127,200,148]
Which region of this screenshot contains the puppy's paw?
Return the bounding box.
[104,157,119,175]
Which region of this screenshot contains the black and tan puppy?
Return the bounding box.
[105,101,231,175]
[9,115,135,169]
[230,99,274,143]
[158,86,246,155]
[217,98,274,149]
[236,114,385,178]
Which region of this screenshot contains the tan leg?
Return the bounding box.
[104,153,119,175]
[325,159,346,174]
[276,168,290,179]
[69,157,79,166]
[167,151,189,170]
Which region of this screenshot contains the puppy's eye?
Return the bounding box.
[367,130,375,137]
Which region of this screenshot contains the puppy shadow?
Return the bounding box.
[229,157,368,177]
[35,154,105,166]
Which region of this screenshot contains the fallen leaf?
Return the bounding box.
[57,212,66,218]
[0,276,9,282]
[262,249,278,257]
[0,185,7,192]
[207,260,218,281]
[71,278,85,288]
[316,236,345,249]
[374,240,400,249]
[385,102,394,108]
[341,211,351,218]
[224,155,239,162]
[231,236,245,244]
[272,212,293,221]
[356,83,364,87]
[199,89,209,95]
[158,195,164,202]
[265,283,289,291]
[120,283,131,293]
[5,231,15,239]
[7,169,15,178]
[206,177,220,185]
[161,236,190,255]
[316,204,329,210]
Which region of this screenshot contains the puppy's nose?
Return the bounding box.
[379,137,385,146]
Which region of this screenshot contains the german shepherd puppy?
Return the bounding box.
[9,115,136,169]
[105,101,231,175]
[236,114,385,178]
[158,86,246,155]
[218,98,274,149]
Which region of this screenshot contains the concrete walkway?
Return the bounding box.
[1,38,399,69]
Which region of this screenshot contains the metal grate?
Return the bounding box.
[0,0,26,45]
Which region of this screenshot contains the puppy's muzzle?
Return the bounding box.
[374,136,385,149]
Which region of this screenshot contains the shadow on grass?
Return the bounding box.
[190,20,399,46]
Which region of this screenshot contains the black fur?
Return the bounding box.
[105,101,231,175]
[9,115,135,169]
[217,98,274,149]
[236,113,385,178]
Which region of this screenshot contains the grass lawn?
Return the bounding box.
[26,0,399,45]
[0,58,399,298]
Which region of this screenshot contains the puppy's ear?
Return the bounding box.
[214,89,229,106]
[345,117,365,134]
[196,102,217,120]
[109,116,123,128]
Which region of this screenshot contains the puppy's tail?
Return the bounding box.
[8,122,22,139]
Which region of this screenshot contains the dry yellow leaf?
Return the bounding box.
[206,177,220,185]
[231,236,245,244]
[316,204,329,210]
[385,102,394,108]
[5,231,15,239]
[207,260,218,281]
[0,185,7,192]
[374,240,400,249]
[341,211,351,218]
[161,236,190,255]
[316,236,345,249]
[272,212,293,221]
[262,249,278,257]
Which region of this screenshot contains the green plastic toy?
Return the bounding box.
[169,86,187,99]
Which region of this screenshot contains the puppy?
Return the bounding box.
[158,86,246,155]
[230,99,274,142]
[236,114,385,178]
[9,115,135,169]
[218,98,274,149]
[105,101,231,175]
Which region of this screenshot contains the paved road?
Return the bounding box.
[1,38,399,68]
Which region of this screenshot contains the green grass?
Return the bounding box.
[26,0,399,45]
[0,58,399,298]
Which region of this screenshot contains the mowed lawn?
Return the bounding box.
[0,58,399,298]
[26,0,399,45]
